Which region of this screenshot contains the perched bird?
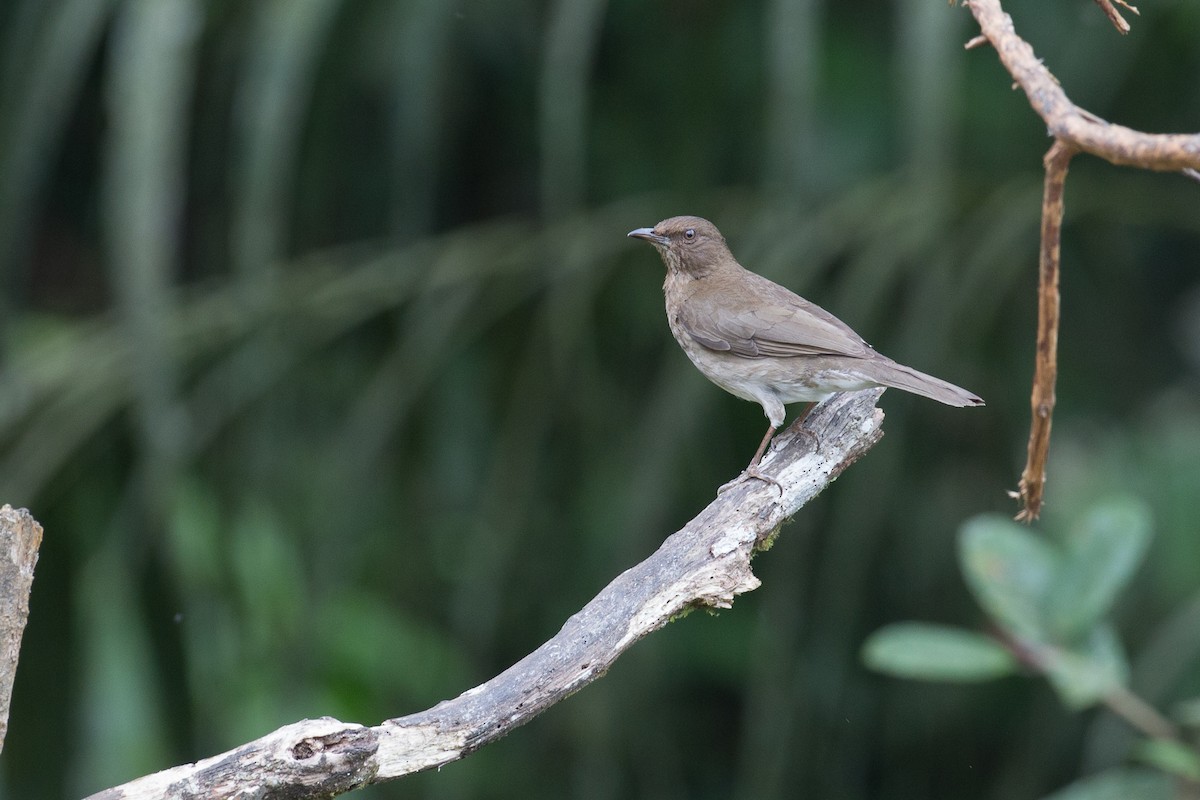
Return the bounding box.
[628,215,983,489]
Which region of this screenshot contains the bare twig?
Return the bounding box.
[86,389,887,800]
[965,0,1200,519]
[0,505,42,755]
[1092,0,1133,34]
[1015,141,1074,522]
[967,0,1199,175]
[1094,0,1140,34]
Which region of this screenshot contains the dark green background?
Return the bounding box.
[1,1,1198,798]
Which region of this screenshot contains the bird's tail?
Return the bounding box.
[872,359,984,407]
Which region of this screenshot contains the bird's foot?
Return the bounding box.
[718,465,784,497]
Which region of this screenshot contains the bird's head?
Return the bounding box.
[628,216,731,277]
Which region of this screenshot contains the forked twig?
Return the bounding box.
[1092,0,1139,34]
[965,0,1200,519]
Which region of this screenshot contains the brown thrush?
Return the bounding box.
[629,215,983,490]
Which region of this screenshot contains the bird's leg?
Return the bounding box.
[793,402,820,450]
[743,424,785,494]
[717,401,827,496]
[719,424,784,495]
[747,424,777,469]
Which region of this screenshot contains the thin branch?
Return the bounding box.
[86,389,887,800]
[966,0,1200,175]
[1002,631,1180,741]
[1092,0,1139,35]
[964,0,1200,519]
[1103,684,1180,742]
[1015,141,1073,522]
[0,505,43,755]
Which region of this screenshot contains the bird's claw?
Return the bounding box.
[718,466,784,497]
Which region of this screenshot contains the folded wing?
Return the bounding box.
[679,272,872,359]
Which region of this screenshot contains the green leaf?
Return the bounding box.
[862,623,1018,682]
[1133,738,1200,781]
[1041,624,1129,710]
[959,514,1059,641]
[1041,768,1173,800]
[1047,497,1152,640]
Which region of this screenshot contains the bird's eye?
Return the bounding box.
[684,228,696,241]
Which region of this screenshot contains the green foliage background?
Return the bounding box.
[1,0,1198,798]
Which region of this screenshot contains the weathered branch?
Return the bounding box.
[964,0,1200,519]
[86,389,886,799]
[0,505,42,756]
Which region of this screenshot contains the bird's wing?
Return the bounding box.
[680,274,872,359]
